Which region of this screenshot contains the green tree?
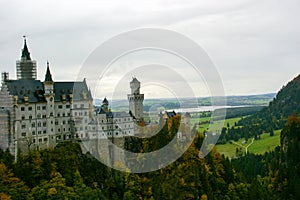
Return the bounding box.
[0,163,29,199]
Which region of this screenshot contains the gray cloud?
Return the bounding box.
[0,0,299,98]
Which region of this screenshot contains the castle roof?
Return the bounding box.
[5,80,46,103]
[44,62,53,82]
[4,79,91,103]
[103,97,108,103]
[131,77,140,83]
[21,38,31,60]
[164,110,177,118]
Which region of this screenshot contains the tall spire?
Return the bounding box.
[44,61,53,82]
[21,36,31,60]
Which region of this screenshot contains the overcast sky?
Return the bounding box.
[0,0,299,99]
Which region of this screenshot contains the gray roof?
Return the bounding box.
[96,107,131,119]
[54,81,91,102]
[166,111,176,118]
[5,80,46,103]
[5,79,91,103]
[112,112,131,118]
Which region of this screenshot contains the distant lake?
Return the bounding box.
[166,105,254,113]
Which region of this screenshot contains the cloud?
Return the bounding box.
[0,0,299,98]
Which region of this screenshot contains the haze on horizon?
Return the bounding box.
[0,0,299,99]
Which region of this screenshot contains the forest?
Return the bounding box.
[0,113,300,199]
[1,75,300,199]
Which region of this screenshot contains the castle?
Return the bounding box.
[0,38,144,159]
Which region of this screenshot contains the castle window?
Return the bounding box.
[42,106,46,110]
[58,105,63,109]
[57,113,60,117]
[33,139,36,143]
[44,138,48,142]
[85,111,87,116]
[42,115,46,118]
[29,115,32,120]
[43,122,46,127]
[21,116,25,120]
[32,131,35,135]
[50,112,53,117]
[55,120,58,125]
[38,131,42,135]
[63,120,66,125]
[21,132,26,137]
[32,122,35,127]
[43,130,46,134]
[21,107,25,111]
[28,106,32,111]
[37,114,41,118]
[39,138,42,143]
[37,106,40,110]
[75,112,77,116]
[58,128,60,132]
[66,105,70,109]
[68,112,70,116]
[21,124,26,129]
[80,104,84,108]
[62,113,65,117]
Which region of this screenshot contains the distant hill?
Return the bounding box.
[239,74,300,130]
[93,93,275,112]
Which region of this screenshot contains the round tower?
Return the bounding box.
[127,77,144,122]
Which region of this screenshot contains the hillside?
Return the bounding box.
[218,74,300,143]
[239,74,300,129]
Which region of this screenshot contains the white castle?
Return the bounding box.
[0,38,145,158]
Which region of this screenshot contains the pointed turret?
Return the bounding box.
[44,61,53,82]
[103,97,108,104]
[21,36,31,60]
[102,97,109,112]
[16,36,37,80]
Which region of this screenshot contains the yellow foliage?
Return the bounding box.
[47,187,57,196]
[0,193,11,200]
[180,178,186,187]
[201,194,208,200]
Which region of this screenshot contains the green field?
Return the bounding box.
[216,130,281,158]
[195,117,242,133]
[248,130,281,154]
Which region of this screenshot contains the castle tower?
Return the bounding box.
[127,77,144,122]
[102,97,109,112]
[16,36,37,80]
[43,62,56,147]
